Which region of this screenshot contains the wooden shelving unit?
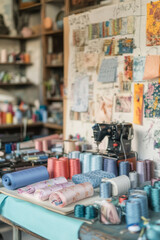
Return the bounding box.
[43,30,63,36]
[46,97,63,102]
[0,62,32,66]
[0,82,34,87]
[44,122,63,130]
[0,34,41,40]
[45,63,63,68]
[19,2,42,11]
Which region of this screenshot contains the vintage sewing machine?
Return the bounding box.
[92,122,137,170]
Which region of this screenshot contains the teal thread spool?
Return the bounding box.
[85,205,97,220]
[151,188,160,212]
[146,220,160,240]
[144,185,152,207]
[74,205,85,218]
[154,181,160,189]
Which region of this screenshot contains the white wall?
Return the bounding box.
[65,0,160,173]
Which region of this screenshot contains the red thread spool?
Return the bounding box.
[54,159,67,179]
[35,140,43,151]
[47,157,57,178]
[119,195,128,204]
[59,157,69,179]
[69,158,80,179]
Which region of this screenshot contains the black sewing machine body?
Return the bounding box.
[92,122,133,155]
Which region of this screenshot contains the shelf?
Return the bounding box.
[0,62,33,66]
[45,0,64,3]
[46,97,63,102]
[19,2,41,11]
[0,82,34,87]
[0,122,43,130]
[43,30,63,36]
[44,122,63,130]
[0,34,41,40]
[45,63,63,68]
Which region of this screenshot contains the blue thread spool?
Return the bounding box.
[5,144,12,154]
[151,188,160,212]
[126,200,141,225]
[100,182,112,198]
[104,158,118,176]
[79,153,85,172]
[71,151,80,159]
[146,220,160,240]
[129,194,148,218]
[85,205,97,220]
[144,185,152,207]
[103,158,108,171]
[82,153,92,173]
[74,205,85,218]
[91,155,102,171]
[119,161,130,176]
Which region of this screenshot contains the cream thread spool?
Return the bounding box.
[107,175,131,196]
[1,49,7,63]
[64,140,76,154]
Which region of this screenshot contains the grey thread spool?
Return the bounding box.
[129,171,138,189]
[100,182,112,198]
[137,161,146,185]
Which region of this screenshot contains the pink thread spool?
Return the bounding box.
[43,140,49,151]
[59,157,69,179]
[54,159,67,179]
[69,158,80,179]
[47,157,57,178]
[35,140,43,151]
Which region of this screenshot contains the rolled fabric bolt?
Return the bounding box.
[49,182,94,207]
[47,157,57,178]
[18,177,67,194]
[3,166,49,190]
[34,182,75,201]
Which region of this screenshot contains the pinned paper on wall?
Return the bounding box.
[143,55,160,80]
[115,96,132,113]
[144,82,160,118]
[133,56,146,82]
[124,56,133,81]
[121,17,128,35]
[81,101,95,123]
[133,83,144,125]
[73,29,88,47]
[71,75,89,112]
[75,52,85,72]
[127,16,134,34]
[98,58,117,83]
[84,52,99,70]
[146,1,160,46]
[95,94,113,123]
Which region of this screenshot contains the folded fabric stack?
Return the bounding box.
[72,170,116,188]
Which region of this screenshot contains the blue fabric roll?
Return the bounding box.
[2,166,49,190]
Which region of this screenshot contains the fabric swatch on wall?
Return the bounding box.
[133,56,146,82]
[127,16,134,34]
[98,58,117,83]
[133,83,144,125]
[143,55,160,80]
[124,56,133,81]
[144,82,160,118]
[146,1,160,46]
[95,94,113,123]
[115,96,132,113]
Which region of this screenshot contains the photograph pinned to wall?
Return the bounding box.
[124,56,133,81]
[127,16,135,34]
[84,52,99,71]
[119,38,134,55]
[104,39,115,56]
[115,96,132,113]
[133,83,144,125]
[144,82,160,118]
[121,17,128,35]
[143,55,160,80]
[95,93,113,123]
[71,75,89,112]
[98,58,117,83]
[154,130,160,149]
[123,81,132,92]
[133,56,146,82]
[73,29,88,48]
[146,1,160,46]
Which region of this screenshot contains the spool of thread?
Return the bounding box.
[151,187,160,212]
[74,205,85,218]
[69,158,80,179]
[82,153,92,173]
[144,185,152,207]
[100,182,112,199]
[129,171,138,189]
[91,155,103,171]
[104,158,118,176]
[137,161,146,185]
[59,157,69,179]
[2,112,6,124]
[154,181,160,189]
[85,205,97,220]
[146,220,160,240]
[1,49,7,63]
[64,140,76,154]
[119,161,130,176]
[79,153,85,172]
[126,200,141,225]
[47,157,57,178]
[35,140,43,152]
[54,159,67,179]
[6,112,13,124]
[119,195,128,204]
[145,160,152,181]
[107,175,131,196]
[71,151,80,159]
[129,194,149,218]
[5,144,12,154]
[151,178,160,186]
